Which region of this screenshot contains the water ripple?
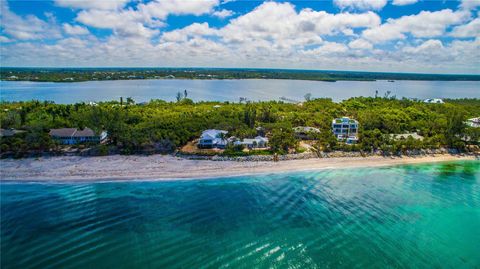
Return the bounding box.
[1,160,479,268]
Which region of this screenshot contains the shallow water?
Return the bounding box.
[1,161,480,268]
[1,79,479,103]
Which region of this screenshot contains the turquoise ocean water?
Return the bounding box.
[1,161,479,268]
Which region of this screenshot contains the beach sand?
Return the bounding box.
[1,154,477,181]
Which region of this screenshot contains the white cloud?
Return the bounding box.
[303,42,349,55]
[392,0,418,6]
[0,2,62,41]
[459,0,480,10]
[74,0,221,39]
[161,23,218,42]
[1,0,479,74]
[334,0,387,10]
[0,36,12,43]
[220,2,380,52]
[212,9,235,18]
[403,39,444,54]
[363,9,470,43]
[63,23,90,35]
[348,39,373,49]
[450,17,480,37]
[76,9,160,38]
[139,0,220,20]
[54,0,130,10]
[401,38,480,66]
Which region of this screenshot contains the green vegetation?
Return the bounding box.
[2,68,479,82]
[1,97,479,158]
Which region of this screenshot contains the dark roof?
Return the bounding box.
[49,128,77,137]
[49,128,97,137]
[73,128,95,137]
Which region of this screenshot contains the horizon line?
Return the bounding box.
[1,66,480,77]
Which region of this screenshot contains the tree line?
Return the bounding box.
[0,97,479,157]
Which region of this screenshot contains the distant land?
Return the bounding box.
[1,67,480,82]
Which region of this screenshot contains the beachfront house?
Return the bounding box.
[423,98,444,104]
[332,117,359,144]
[293,126,320,140]
[466,117,480,128]
[49,128,108,145]
[234,136,269,149]
[197,129,228,149]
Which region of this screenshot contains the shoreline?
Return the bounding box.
[3,77,480,84]
[1,154,477,182]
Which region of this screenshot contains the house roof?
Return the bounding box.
[238,136,268,145]
[49,128,97,137]
[200,129,228,139]
[390,133,424,140]
[254,136,268,142]
[293,126,320,133]
[332,117,358,124]
[423,98,444,104]
[74,128,95,137]
[49,128,77,137]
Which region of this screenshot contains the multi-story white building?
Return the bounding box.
[332,117,359,144]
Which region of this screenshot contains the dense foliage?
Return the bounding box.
[2,68,480,82]
[1,97,479,157]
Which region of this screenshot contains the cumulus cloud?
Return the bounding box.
[450,17,480,37]
[401,38,480,66]
[76,9,159,38]
[212,9,235,18]
[403,39,445,54]
[54,0,130,10]
[0,36,12,43]
[333,0,387,10]
[348,39,373,49]
[363,9,470,43]
[63,23,90,35]
[302,42,349,56]
[161,23,218,42]
[0,2,62,41]
[73,0,221,39]
[219,2,380,52]
[392,0,418,6]
[459,0,480,10]
[139,0,220,20]
[1,0,479,74]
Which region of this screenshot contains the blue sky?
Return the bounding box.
[1,0,479,74]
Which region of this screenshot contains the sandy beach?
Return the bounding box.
[0,154,477,181]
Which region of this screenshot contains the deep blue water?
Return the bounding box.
[1,79,479,103]
[1,161,480,268]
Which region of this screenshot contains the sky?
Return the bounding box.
[0,0,479,74]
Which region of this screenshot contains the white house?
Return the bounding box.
[423,98,444,104]
[466,117,480,128]
[49,128,107,145]
[197,129,228,149]
[234,136,269,149]
[332,117,359,144]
